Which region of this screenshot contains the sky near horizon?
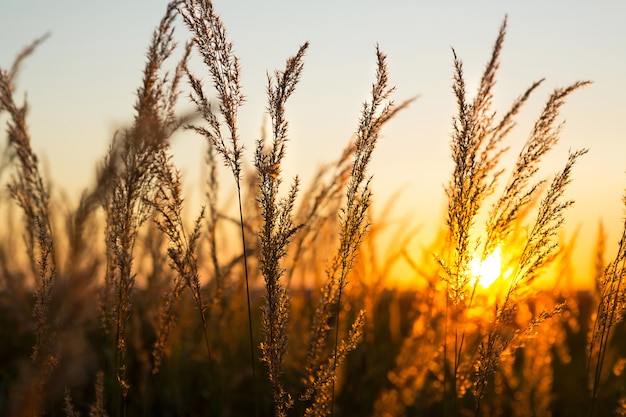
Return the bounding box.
[1,0,625,288]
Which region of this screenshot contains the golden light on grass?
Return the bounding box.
[470,245,503,289]
[1,5,611,415]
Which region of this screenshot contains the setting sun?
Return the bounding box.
[470,246,503,288]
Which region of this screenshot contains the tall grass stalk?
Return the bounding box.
[588,194,626,416]
[1,33,57,416]
[440,17,536,411]
[474,149,586,416]
[472,78,590,414]
[179,0,258,413]
[99,2,187,414]
[301,45,414,417]
[438,16,590,415]
[329,46,409,414]
[255,42,308,417]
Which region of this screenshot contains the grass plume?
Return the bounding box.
[255,42,309,417]
[436,16,590,415]
[98,2,187,413]
[1,33,59,416]
[303,45,414,417]
[588,191,626,415]
[179,5,259,412]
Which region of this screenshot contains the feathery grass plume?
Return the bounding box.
[484,81,591,255]
[442,18,508,306]
[179,0,244,180]
[438,16,590,413]
[1,34,55,358]
[440,17,544,307]
[588,191,626,415]
[180,0,244,186]
[474,149,587,415]
[302,310,365,417]
[438,18,546,408]
[441,32,502,410]
[0,33,59,415]
[303,45,414,417]
[179,3,259,409]
[255,42,308,417]
[98,2,187,412]
[512,149,587,288]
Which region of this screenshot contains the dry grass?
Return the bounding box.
[435,16,590,416]
[1,3,622,417]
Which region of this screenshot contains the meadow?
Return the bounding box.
[1,1,625,416]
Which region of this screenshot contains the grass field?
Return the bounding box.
[1,1,625,416]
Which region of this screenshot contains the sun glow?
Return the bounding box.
[470,246,503,289]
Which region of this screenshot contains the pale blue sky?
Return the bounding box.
[2,0,625,287]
